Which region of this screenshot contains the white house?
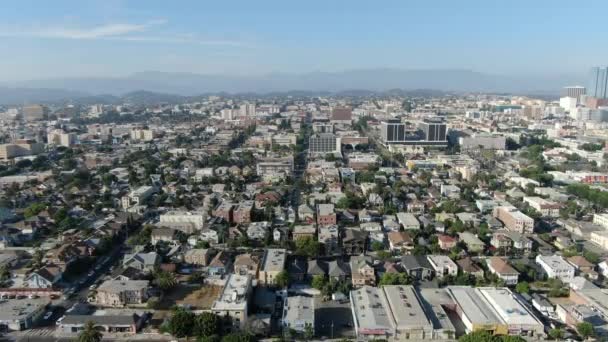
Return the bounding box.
[535,255,575,283]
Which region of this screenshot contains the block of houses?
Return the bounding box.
[487,257,519,285]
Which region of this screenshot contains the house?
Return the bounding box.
[396,212,420,230]
[184,249,215,266]
[122,252,160,273]
[327,260,349,281]
[208,251,232,276]
[400,255,433,280]
[151,228,178,245]
[386,231,413,253]
[234,253,260,277]
[246,221,271,241]
[316,204,336,226]
[487,257,519,285]
[567,256,598,280]
[307,260,327,278]
[437,234,457,250]
[342,229,367,255]
[286,256,307,283]
[350,255,375,287]
[535,255,575,283]
[96,280,149,306]
[457,232,485,252]
[456,257,484,278]
[292,225,316,240]
[26,264,62,288]
[298,204,315,224]
[427,255,458,278]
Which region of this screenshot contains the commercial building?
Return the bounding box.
[47,130,77,147]
[446,287,544,337]
[57,314,145,335]
[331,107,352,123]
[0,140,44,161]
[22,104,48,121]
[535,255,575,283]
[459,135,506,150]
[258,249,286,286]
[589,66,608,99]
[159,211,206,233]
[563,86,586,100]
[130,129,154,142]
[211,274,252,328]
[350,285,456,340]
[0,299,49,331]
[282,296,314,333]
[256,157,294,180]
[419,119,447,142]
[593,213,608,230]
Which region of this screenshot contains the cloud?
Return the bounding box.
[0,19,246,46]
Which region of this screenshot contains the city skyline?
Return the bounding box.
[1,0,608,81]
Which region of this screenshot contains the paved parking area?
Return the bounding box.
[314,297,355,339]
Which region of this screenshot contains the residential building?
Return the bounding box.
[282,296,314,334]
[487,257,519,285]
[318,225,339,254]
[121,186,156,209]
[437,234,457,250]
[396,212,420,230]
[523,197,560,217]
[96,280,149,306]
[292,224,316,240]
[401,255,434,280]
[427,255,458,278]
[536,255,575,283]
[350,255,375,287]
[387,231,413,253]
[342,229,367,255]
[316,204,336,226]
[233,201,254,224]
[493,206,534,234]
[208,251,232,276]
[211,274,252,328]
[184,249,215,266]
[122,252,160,273]
[130,129,154,142]
[234,253,260,277]
[258,249,286,286]
[457,232,485,252]
[159,211,206,233]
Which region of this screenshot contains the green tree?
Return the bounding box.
[167,307,196,338]
[378,272,411,286]
[221,332,256,342]
[311,275,327,290]
[577,321,594,339]
[458,331,499,342]
[0,264,10,286]
[275,270,290,288]
[371,241,385,252]
[295,237,321,257]
[24,202,46,218]
[31,249,44,269]
[304,322,314,340]
[194,312,222,338]
[515,281,530,294]
[77,321,103,342]
[154,270,177,291]
[548,328,564,340]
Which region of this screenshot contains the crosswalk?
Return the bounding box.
[15,326,56,338]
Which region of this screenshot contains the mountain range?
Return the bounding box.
[0,69,582,105]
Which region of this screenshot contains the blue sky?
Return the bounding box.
[1,0,606,81]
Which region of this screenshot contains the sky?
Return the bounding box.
[0,0,607,81]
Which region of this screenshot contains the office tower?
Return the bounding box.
[419,120,447,141]
[380,121,407,143]
[589,67,608,99]
[22,104,48,121]
[563,86,586,100]
[309,133,340,155]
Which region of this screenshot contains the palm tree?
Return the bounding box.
[77,321,103,342]
[154,271,177,291]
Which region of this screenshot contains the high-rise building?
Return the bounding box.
[563,86,586,100]
[380,121,407,143]
[22,105,48,122]
[589,67,608,99]
[309,133,340,155]
[419,119,447,142]
[239,103,256,117]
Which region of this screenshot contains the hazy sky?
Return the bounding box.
[1,0,606,81]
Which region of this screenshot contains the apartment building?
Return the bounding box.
[211,274,252,328]
[535,255,575,283]
[493,206,534,234]
[258,249,286,286]
[96,280,149,306]
[523,197,560,217]
[159,211,206,233]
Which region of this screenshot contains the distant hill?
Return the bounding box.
[1,69,582,101]
[0,87,88,105]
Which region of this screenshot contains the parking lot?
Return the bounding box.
[314,297,355,339]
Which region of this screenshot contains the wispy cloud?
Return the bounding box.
[0,19,248,47]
